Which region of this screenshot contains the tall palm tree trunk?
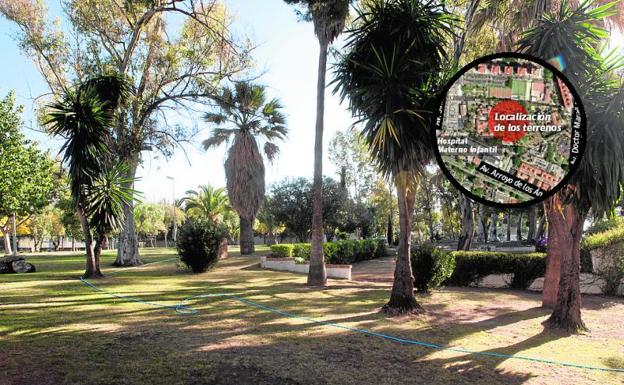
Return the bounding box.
[383,180,422,314]
[308,39,329,286]
[114,157,142,266]
[239,216,255,255]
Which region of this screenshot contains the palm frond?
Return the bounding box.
[264,142,280,163]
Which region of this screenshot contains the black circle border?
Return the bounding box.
[431,52,587,209]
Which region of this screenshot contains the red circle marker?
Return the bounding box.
[487,100,528,143]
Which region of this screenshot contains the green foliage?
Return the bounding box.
[268,177,353,241]
[293,243,312,260]
[332,0,455,176]
[85,162,138,236]
[410,243,455,293]
[203,82,288,225]
[590,242,624,296]
[182,185,232,222]
[583,224,624,251]
[134,203,167,240]
[270,239,386,265]
[586,216,624,235]
[270,244,294,258]
[176,218,227,273]
[0,92,55,219]
[518,1,624,217]
[328,130,377,202]
[448,251,546,290]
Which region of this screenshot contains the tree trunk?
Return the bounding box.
[308,39,329,287]
[2,230,12,255]
[387,213,393,246]
[93,233,106,277]
[516,211,523,241]
[77,205,102,279]
[544,195,587,333]
[536,208,547,239]
[239,216,255,255]
[382,180,423,314]
[542,207,559,308]
[527,206,537,241]
[457,194,474,250]
[506,210,512,241]
[489,211,498,241]
[114,158,141,266]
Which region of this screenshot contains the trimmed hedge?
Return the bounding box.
[448,251,546,289]
[270,239,386,264]
[270,244,294,258]
[582,225,624,251]
[410,243,455,293]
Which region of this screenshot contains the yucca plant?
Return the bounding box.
[45,74,137,278]
[518,0,624,332]
[203,82,288,255]
[332,0,454,314]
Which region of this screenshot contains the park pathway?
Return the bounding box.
[350,255,396,283]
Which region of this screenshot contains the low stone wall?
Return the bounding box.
[468,273,623,296]
[260,256,351,280]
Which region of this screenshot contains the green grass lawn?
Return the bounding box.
[1,247,623,385]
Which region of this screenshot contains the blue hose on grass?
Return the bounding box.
[79,258,624,374]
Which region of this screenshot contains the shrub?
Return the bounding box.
[447,251,546,289]
[588,241,624,296]
[323,242,338,263]
[270,244,294,258]
[373,239,386,259]
[410,243,455,293]
[292,243,311,260]
[582,224,624,251]
[267,239,387,265]
[177,218,227,273]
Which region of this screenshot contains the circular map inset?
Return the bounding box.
[433,53,586,208]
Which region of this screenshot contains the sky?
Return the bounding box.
[0,1,622,205]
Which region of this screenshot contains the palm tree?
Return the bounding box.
[518,0,624,332]
[45,74,135,278]
[333,0,454,313]
[182,185,232,223]
[202,82,288,255]
[284,0,350,286]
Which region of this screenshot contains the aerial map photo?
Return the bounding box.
[435,55,585,206]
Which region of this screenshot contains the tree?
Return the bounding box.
[255,197,286,245]
[134,203,166,247]
[284,0,350,286]
[44,74,137,278]
[182,185,233,223]
[519,0,624,332]
[268,177,351,242]
[0,0,252,266]
[270,178,314,242]
[333,0,454,313]
[329,130,378,203]
[0,92,55,255]
[202,82,288,255]
[163,203,186,247]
